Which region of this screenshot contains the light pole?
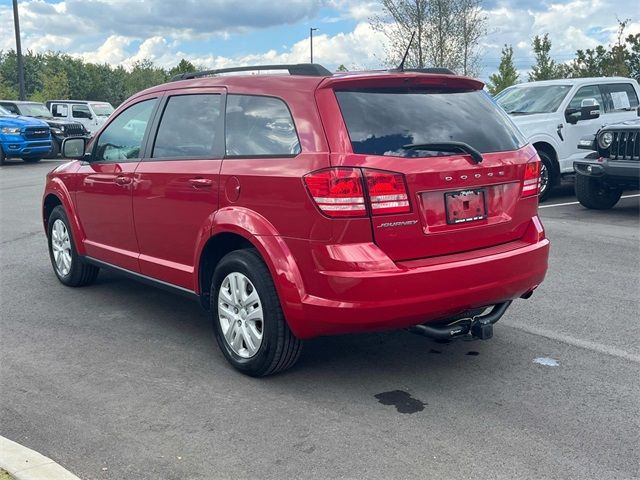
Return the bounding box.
[12,0,26,100]
[310,27,318,64]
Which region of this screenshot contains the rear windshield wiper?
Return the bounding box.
[402,141,483,163]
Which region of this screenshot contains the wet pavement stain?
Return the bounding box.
[374,390,426,414]
[466,351,480,356]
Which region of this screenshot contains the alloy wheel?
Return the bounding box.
[51,219,72,276]
[217,272,264,358]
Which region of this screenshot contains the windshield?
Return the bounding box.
[335,89,525,157]
[495,85,571,115]
[90,103,115,116]
[0,106,11,115]
[17,103,52,118]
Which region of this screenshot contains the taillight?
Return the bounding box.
[364,170,410,215]
[303,168,366,217]
[522,158,540,197]
[304,167,411,218]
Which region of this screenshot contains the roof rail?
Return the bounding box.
[171,63,332,82]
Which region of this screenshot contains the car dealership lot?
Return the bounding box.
[1,160,638,480]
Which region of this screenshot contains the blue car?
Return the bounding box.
[0,105,52,165]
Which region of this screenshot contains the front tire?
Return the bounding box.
[47,206,99,286]
[0,146,5,165]
[575,174,622,210]
[47,140,60,159]
[211,249,302,377]
[537,150,556,202]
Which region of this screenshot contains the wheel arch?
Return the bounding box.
[198,209,307,334]
[42,179,86,255]
[532,141,560,184]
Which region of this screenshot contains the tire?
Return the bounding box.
[47,140,60,159]
[47,205,99,286]
[0,145,5,165]
[22,157,43,163]
[211,249,302,377]
[537,150,556,202]
[575,174,622,210]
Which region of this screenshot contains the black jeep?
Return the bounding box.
[575,118,640,209]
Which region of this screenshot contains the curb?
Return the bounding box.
[0,436,81,480]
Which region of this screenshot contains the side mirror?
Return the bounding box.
[62,137,87,159]
[580,103,600,121]
[565,103,600,124]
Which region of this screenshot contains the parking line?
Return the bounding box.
[507,323,640,364]
[540,193,640,209]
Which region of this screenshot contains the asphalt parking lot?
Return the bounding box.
[1,159,639,480]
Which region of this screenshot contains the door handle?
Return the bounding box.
[114,175,132,186]
[189,178,212,188]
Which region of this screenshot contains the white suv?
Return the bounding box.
[495,77,640,200]
[46,100,114,135]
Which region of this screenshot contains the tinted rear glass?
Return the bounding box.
[335,89,525,157]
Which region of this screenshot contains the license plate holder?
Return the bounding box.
[445,189,487,225]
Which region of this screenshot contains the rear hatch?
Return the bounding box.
[320,75,539,261]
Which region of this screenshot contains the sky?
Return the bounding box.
[0,0,638,81]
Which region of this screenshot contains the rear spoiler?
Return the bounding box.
[318,72,484,91]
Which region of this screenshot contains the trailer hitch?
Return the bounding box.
[408,301,512,341]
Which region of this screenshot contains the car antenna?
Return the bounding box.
[397,31,416,72]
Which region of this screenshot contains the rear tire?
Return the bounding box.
[211,249,302,377]
[575,174,622,210]
[47,206,99,286]
[22,157,43,163]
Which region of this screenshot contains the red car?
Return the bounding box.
[43,64,549,376]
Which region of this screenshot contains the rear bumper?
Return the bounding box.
[283,221,549,338]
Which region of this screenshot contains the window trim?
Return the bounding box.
[223,93,302,159]
[145,91,226,162]
[89,96,160,164]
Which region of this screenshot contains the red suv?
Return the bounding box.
[43,64,549,376]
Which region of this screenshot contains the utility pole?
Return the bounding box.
[310,27,318,63]
[12,0,26,100]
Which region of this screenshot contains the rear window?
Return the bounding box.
[335,89,525,157]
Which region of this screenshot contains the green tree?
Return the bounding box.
[336,64,348,72]
[487,44,519,95]
[30,70,70,102]
[528,34,561,81]
[169,58,197,78]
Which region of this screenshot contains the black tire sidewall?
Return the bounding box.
[22,157,43,163]
[575,174,622,209]
[537,151,556,202]
[210,250,283,376]
[47,206,82,285]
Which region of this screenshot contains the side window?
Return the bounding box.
[72,105,92,119]
[52,104,68,117]
[568,86,603,110]
[94,99,157,163]
[225,95,301,157]
[1,103,19,115]
[152,94,222,159]
[600,83,639,112]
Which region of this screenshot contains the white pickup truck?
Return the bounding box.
[495,77,640,200]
